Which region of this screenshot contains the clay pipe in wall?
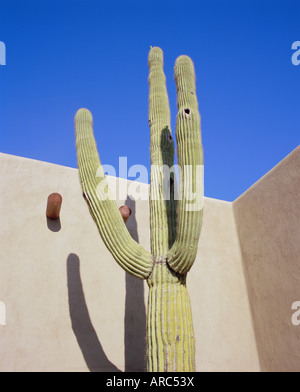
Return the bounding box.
[119,205,132,224]
[46,193,62,219]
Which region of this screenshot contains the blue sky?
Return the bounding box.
[0,0,299,201]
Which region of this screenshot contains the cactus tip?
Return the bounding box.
[175,54,194,68]
[148,46,163,65]
[75,108,93,123]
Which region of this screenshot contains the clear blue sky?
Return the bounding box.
[0,0,299,201]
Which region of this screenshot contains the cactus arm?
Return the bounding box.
[75,108,153,279]
[167,55,204,275]
[148,47,176,258]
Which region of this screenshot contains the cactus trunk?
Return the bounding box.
[75,46,203,372]
[147,264,195,372]
[146,47,197,372]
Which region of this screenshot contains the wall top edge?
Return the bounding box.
[233,145,300,204]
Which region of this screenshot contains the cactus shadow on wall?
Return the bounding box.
[124,196,147,372]
[66,197,147,372]
[67,253,121,372]
[161,126,176,249]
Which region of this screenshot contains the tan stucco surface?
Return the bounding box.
[233,146,300,372]
[0,147,299,372]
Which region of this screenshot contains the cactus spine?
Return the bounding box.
[75,47,203,372]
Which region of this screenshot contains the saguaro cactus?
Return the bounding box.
[75,46,203,372]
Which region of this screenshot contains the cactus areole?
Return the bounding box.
[75,47,203,372]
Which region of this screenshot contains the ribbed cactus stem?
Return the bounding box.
[145,48,202,372]
[75,109,153,279]
[74,47,203,372]
[148,47,176,258]
[167,55,204,275]
[147,262,195,372]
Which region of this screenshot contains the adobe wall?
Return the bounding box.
[0,152,259,371]
[233,146,300,372]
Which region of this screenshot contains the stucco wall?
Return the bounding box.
[0,152,260,372]
[233,146,300,372]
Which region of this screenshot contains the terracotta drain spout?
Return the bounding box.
[46,193,62,219]
[119,205,132,223]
